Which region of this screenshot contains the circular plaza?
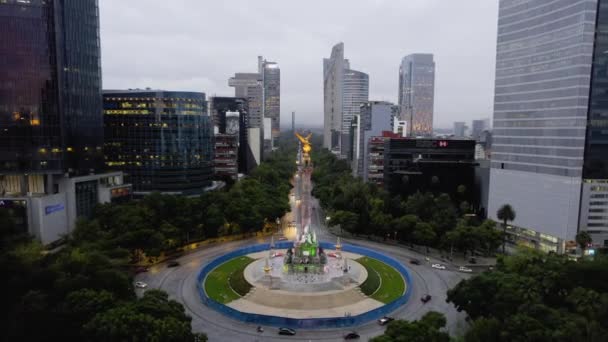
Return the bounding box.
[197,241,412,329]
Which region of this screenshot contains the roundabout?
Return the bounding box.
[198,242,411,328]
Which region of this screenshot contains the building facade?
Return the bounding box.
[323,42,369,156]
[384,138,476,200]
[209,96,256,174]
[471,119,489,141]
[488,0,608,252]
[398,54,435,136]
[453,122,467,137]
[0,0,130,244]
[104,90,213,196]
[351,102,396,181]
[214,134,238,181]
[261,58,281,145]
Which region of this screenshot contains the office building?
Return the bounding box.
[351,102,397,180]
[384,138,476,199]
[453,122,467,137]
[210,96,256,174]
[261,58,281,146]
[0,0,130,244]
[323,42,369,156]
[393,120,408,137]
[104,90,213,196]
[214,134,238,181]
[489,0,608,252]
[471,119,489,141]
[398,54,435,136]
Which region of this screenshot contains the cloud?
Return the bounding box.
[100,0,498,128]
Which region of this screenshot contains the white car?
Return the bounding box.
[135,281,148,288]
[431,263,446,270]
[459,266,473,273]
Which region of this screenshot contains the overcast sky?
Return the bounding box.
[99,0,498,129]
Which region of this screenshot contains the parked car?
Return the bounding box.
[134,281,148,289]
[459,266,473,273]
[378,316,394,326]
[167,261,180,268]
[421,294,432,303]
[409,259,421,265]
[278,327,296,336]
[431,263,446,270]
[344,332,360,340]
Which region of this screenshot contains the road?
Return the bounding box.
[136,167,470,341]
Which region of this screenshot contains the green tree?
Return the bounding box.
[370,311,450,342]
[575,231,592,257]
[413,222,436,253]
[329,210,358,235]
[496,204,516,254]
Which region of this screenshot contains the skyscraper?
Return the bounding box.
[453,122,467,137]
[323,42,369,156]
[0,0,103,175]
[488,0,608,251]
[471,119,489,141]
[260,58,280,145]
[0,0,131,243]
[398,54,435,136]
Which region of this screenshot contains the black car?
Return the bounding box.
[378,316,394,325]
[167,261,180,268]
[409,259,421,265]
[344,332,360,340]
[278,327,296,336]
[421,294,432,303]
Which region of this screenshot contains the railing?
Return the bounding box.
[196,242,412,329]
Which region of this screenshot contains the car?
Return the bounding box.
[278,327,296,336]
[278,236,288,241]
[409,259,421,265]
[431,263,446,270]
[344,332,360,340]
[377,316,394,325]
[421,294,432,303]
[167,261,180,268]
[459,266,473,273]
[134,281,147,289]
[271,252,284,258]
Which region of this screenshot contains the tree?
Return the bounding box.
[575,231,592,257]
[496,204,516,254]
[392,215,418,242]
[329,211,358,235]
[370,311,450,342]
[413,222,436,253]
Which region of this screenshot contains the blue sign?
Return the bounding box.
[45,204,64,215]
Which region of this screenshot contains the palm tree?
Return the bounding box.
[497,204,516,254]
[575,231,592,257]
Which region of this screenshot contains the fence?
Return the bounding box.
[196,242,412,329]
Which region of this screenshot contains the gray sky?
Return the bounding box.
[100,0,498,129]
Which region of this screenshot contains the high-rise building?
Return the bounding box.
[209,97,256,174]
[453,122,467,137]
[0,0,130,244]
[489,0,608,252]
[260,58,280,146]
[471,119,489,141]
[104,90,213,196]
[351,101,397,180]
[323,42,369,156]
[398,54,435,136]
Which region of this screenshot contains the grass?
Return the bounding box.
[204,256,255,304]
[357,256,406,304]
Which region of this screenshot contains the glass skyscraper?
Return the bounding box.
[398,54,435,137]
[323,42,369,156]
[0,0,103,175]
[103,90,213,195]
[489,0,608,251]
